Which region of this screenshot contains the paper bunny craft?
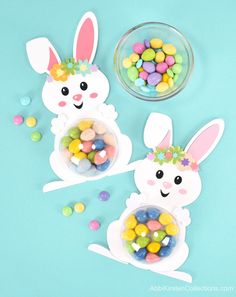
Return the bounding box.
[88,113,224,283]
[26,12,133,192]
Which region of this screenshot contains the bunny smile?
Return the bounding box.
[73,102,83,109]
[160,190,170,198]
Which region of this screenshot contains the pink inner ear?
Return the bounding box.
[47,48,59,71]
[75,18,94,61]
[186,124,220,162]
[159,131,171,148]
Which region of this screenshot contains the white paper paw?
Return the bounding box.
[173,208,191,226]
[51,114,68,135]
[98,104,118,120]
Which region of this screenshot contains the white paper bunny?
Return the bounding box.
[88,113,224,283]
[26,12,133,192]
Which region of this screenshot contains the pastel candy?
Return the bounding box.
[139,71,148,80]
[159,213,173,225]
[94,150,108,165]
[135,224,149,236]
[134,248,147,260]
[147,220,162,231]
[158,246,172,257]
[162,236,176,248]
[146,253,161,263]
[172,63,182,74]
[122,58,132,69]
[96,159,110,171]
[155,51,165,63]
[81,141,93,153]
[127,66,139,81]
[147,208,160,219]
[122,229,136,241]
[87,151,96,162]
[78,120,93,131]
[166,223,179,236]
[61,136,73,148]
[135,210,148,223]
[103,133,116,146]
[80,128,95,141]
[69,139,81,153]
[141,49,155,61]
[68,127,80,139]
[76,158,91,173]
[150,38,163,48]
[152,230,166,242]
[147,72,162,85]
[162,44,176,55]
[156,82,169,92]
[147,242,161,253]
[174,54,183,64]
[135,78,145,87]
[92,122,106,134]
[130,53,139,63]
[126,241,135,254]
[144,39,150,48]
[136,236,150,248]
[165,55,175,66]
[156,62,168,74]
[143,62,155,73]
[133,42,145,54]
[136,59,143,68]
[125,214,138,229]
[104,145,116,158]
[92,139,105,150]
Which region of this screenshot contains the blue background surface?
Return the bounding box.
[0,0,235,296]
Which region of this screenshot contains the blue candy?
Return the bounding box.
[20,96,31,106]
[135,210,148,223]
[158,246,172,257]
[96,159,110,171]
[136,59,143,68]
[93,139,105,150]
[134,78,145,87]
[134,248,147,260]
[76,158,91,173]
[147,208,160,220]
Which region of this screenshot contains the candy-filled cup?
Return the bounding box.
[114,22,194,101]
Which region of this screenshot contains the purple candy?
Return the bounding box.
[144,39,150,48]
[147,72,162,85]
[143,62,155,73]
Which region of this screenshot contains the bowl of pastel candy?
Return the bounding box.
[114,22,194,101]
[121,207,179,263]
[60,119,118,177]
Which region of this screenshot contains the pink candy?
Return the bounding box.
[105,145,115,158]
[165,55,175,66]
[13,115,24,125]
[89,220,100,231]
[81,141,93,153]
[132,42,145,54]
[94,150,108,165]
[147,220,162,231]
[139,71,148,80]
[156,62,168,74]
[146,253,161,263]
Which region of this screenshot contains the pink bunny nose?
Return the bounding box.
[73,94,82,101]
[163,181,172,189]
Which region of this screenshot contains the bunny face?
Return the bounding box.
[135,159,201,208]
[42,69,109,115]
[26,12,109,116]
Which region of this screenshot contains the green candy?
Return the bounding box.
[62,206,73,217]
[152,230,166,242]
[68,127,80,139]
[136,236,150,248]
[167,69,174,78]
[31,131,42,142]
[174,54,183,64]
[127,66,139,81]
[172,64,182,74]
[125,241,135,254]
[88,151,96,162]
[61,136,73,148]
[173,74,179,82]
[141,48,155,61]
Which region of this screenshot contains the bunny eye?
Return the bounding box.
[174,176,182,185]
[61,87,69,96]
[80,81,88,91]
[156,170,164,179]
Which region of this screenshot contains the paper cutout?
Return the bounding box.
[88,112,224,283]
[26,11,132,192]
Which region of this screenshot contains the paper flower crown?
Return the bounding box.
[147,146,199,171]
[49,58,98,81]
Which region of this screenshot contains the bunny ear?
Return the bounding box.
[185,119,224,164]
[144,113,173,149]
[73,11,98,63]
[26,37,61,74]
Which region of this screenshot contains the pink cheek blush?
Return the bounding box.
[58,101,66,107]
[147,179,156,186]
[90,92,98,98]
[179,188,187,195]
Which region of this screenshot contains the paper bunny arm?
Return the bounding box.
[98,103,118,120]
[50,114,68,135]
[172,207,191,226]
[126,192,148,208]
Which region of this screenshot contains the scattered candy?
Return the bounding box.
[31,131,42,142]
[61,119,117,177]
[122,207,179,263]
[62,206,73,217]
[89,219,101,231]
[13,115,24,125]
[74,202,85,213]
[122,37,183,95]
[98,191,110,201]
[26,116,37,127]
[20,96,31,106]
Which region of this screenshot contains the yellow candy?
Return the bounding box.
[155,51,165,63]
[135,224,149,236]
[122,58,132,68]
[147,242,161,253]
[162,73,169,83]
[162,44,176,56]
[26,116,37,127]
[159,213,173,225]
[74,202,85,213]
[69,139,81,153]
[138,67,144,72]
[74,151,87,160]
[78,120,93,131]
[125,214,137,229]
[122,229,136,241]
[129,53,139,63]
[166,223,179,236]
[156,82,169,93]
[150,38,163,49]
[168,77,174,88]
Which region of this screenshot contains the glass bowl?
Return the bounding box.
[114,22,194,101]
